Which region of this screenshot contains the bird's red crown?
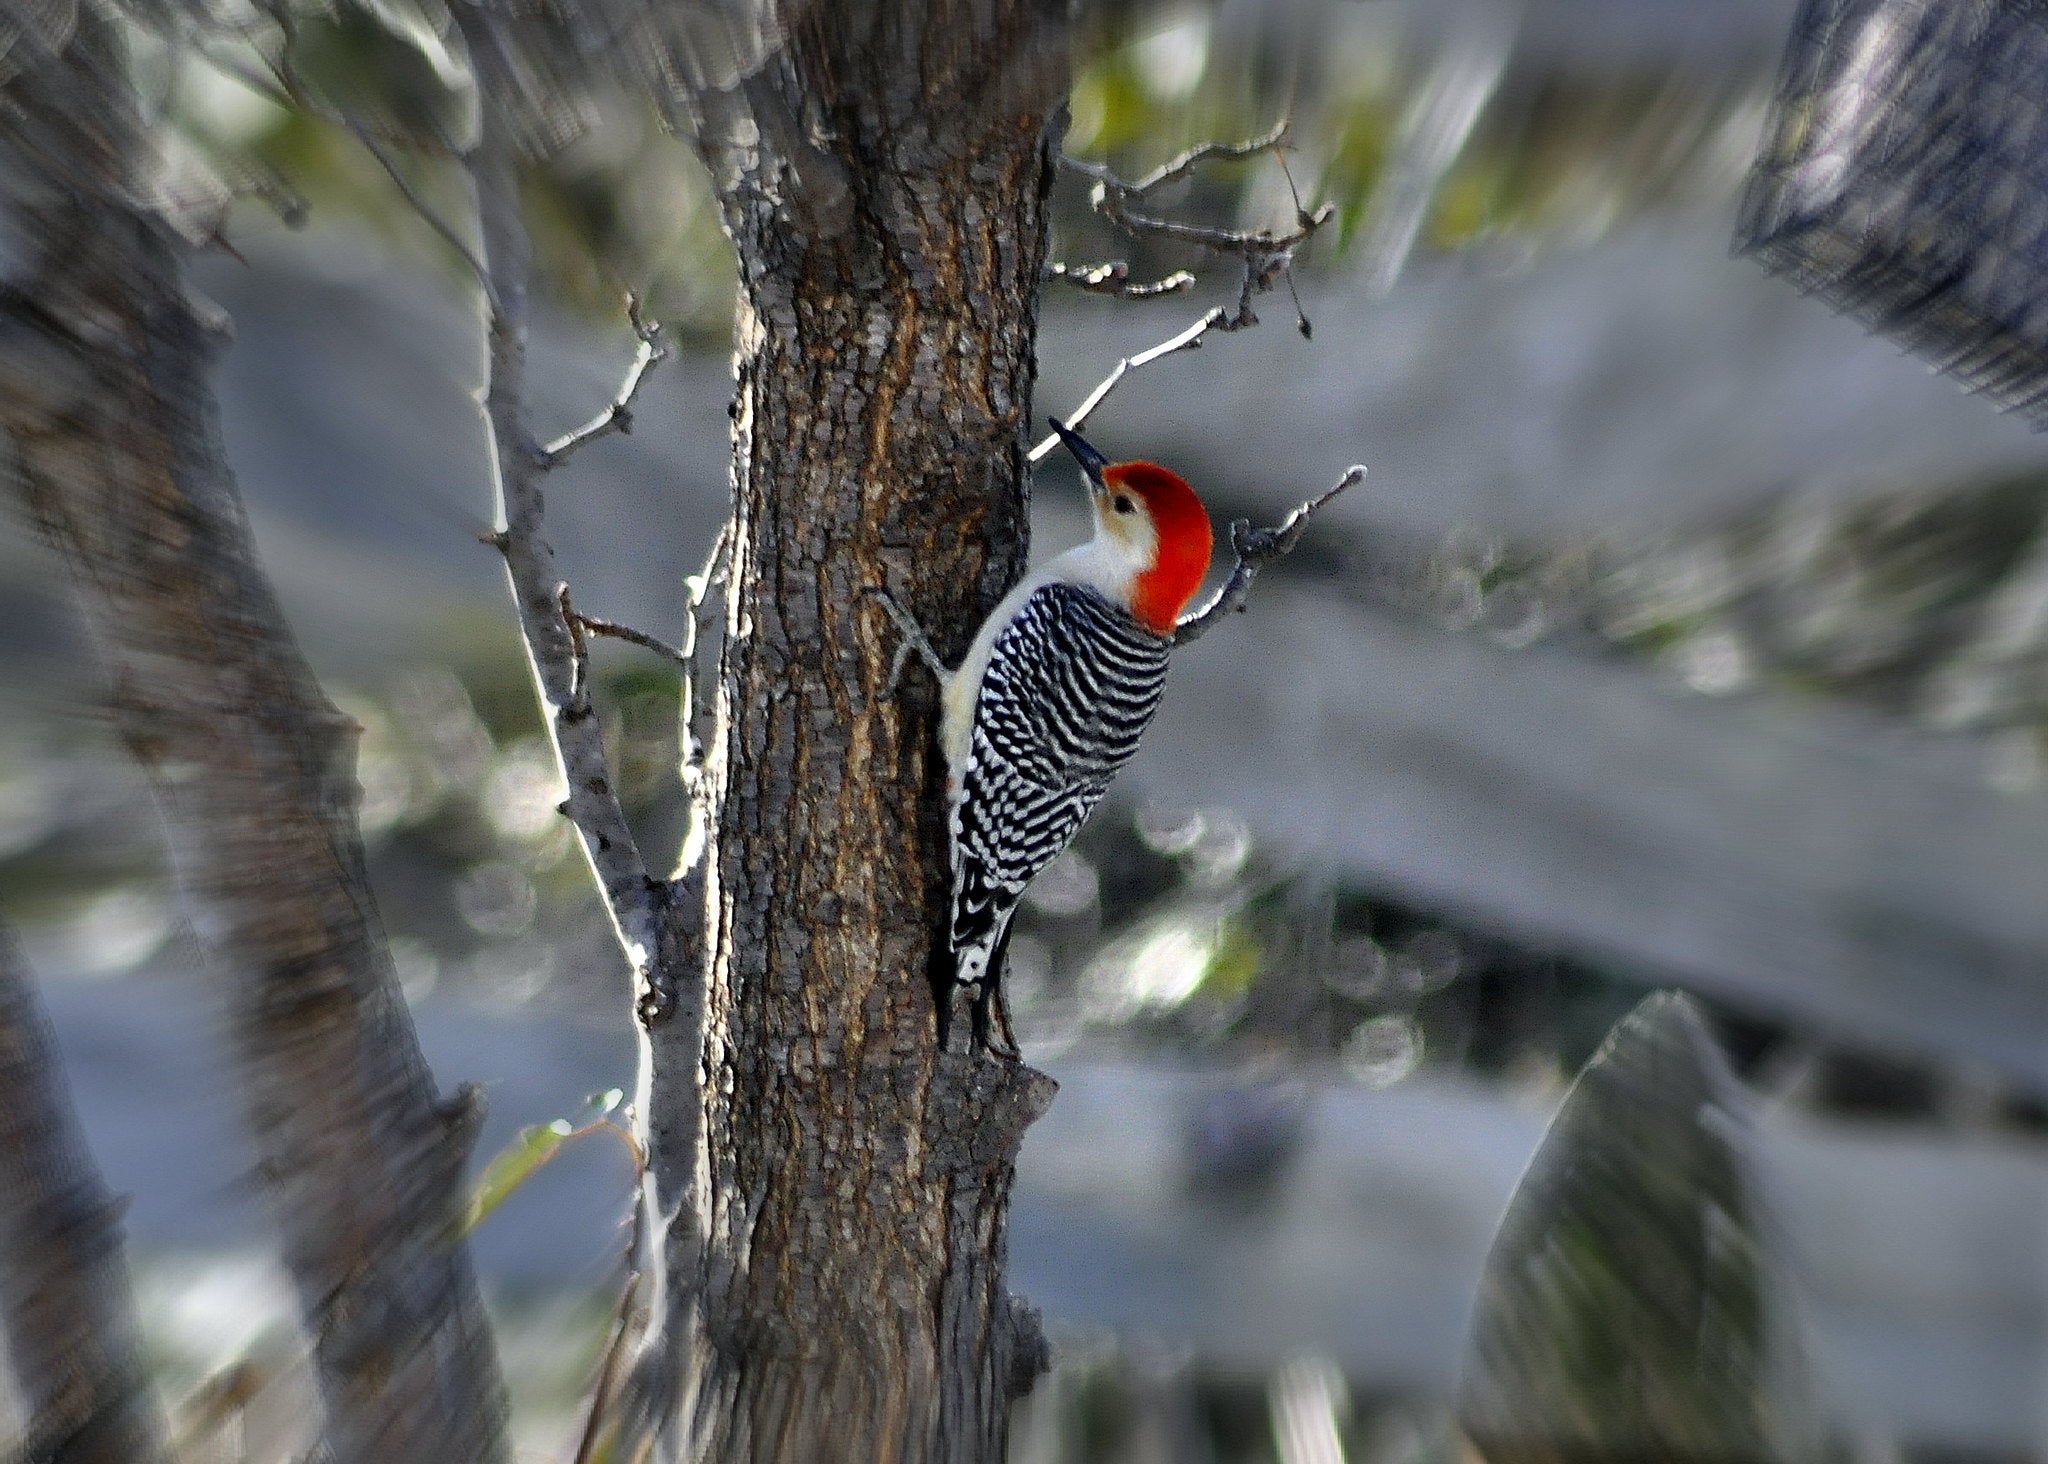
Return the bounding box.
[1107,461,1213,635]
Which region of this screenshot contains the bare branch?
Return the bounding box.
[538,297,670,469]
[1045,260,1197,299]
[346,119,504,316]
[1037,123,1334,462]
[563,596,695,672]
[455,7,663,974]
[1061,118,1292,197]
[1174,465,1368,647]
[1028,308,1223,464]
[1066,120,1334,338]
[0,921,173,1464]
[1095,200,1330,261]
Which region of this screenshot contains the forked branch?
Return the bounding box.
[1038,122,1334,463]
[244,0,697,973]
[1174,466,1368,646]
[227,6,676,970]
[1063,120,1334,332]
[538,297,670,469]
[231,7,506,312]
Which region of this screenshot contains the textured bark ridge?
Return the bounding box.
[0,15,508,1463]
[628,3,1071,1459]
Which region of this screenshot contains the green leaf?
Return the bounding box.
[455,1119,572,1237]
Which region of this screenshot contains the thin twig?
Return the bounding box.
[570,1271,645,1464]
[1060,118,1291,197]
[1045,261,1198,299]
[1174,465,1368,647]
[190,26,433,151]
[345,119,504,316]
[565,605,695,671]
[1098,197,1333,334]
[1091,201,1331,261]
[538,297,671,468]
[231,10,502,312]
[1028,308,1223,464]
[1069,120,1333,335]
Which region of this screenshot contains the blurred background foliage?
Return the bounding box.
[149,0,1765,332]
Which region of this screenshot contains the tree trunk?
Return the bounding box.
[0,14,509,1462]
[1458,993,1836,1464]
[627,4,1070,1458]
[0,923,171,1464]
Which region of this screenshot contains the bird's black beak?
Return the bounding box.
[1049,417,1110,486]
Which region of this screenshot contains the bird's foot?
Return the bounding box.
[860,586,949,699]
[971,981,1023,1062]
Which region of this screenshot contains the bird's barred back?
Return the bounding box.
[950,582,1170,981]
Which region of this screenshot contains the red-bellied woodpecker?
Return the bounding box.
[873,417,1214,1055]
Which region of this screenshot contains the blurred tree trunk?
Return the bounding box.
[1458,992,1836,1464]
[0,13,508,1463]
[0,922,170,1464]
[620,3,1070,1459]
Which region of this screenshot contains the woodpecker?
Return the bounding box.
[874,418,1214,1055]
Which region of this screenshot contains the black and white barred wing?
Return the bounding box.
[950,582,1171,984]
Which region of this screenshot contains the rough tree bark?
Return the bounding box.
[607,3,1071,1458]
[0,13,509,1463]
[0,922,171,1464]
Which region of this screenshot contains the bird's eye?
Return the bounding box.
[1112,495,1136,515]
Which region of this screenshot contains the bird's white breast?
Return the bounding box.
[939,541,1135,785]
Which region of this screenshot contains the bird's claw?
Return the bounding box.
[968,981,1022,1061]
[861,585,949,699]
[883,638,919,702]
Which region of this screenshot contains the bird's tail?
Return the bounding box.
[936,911,1019,1056]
